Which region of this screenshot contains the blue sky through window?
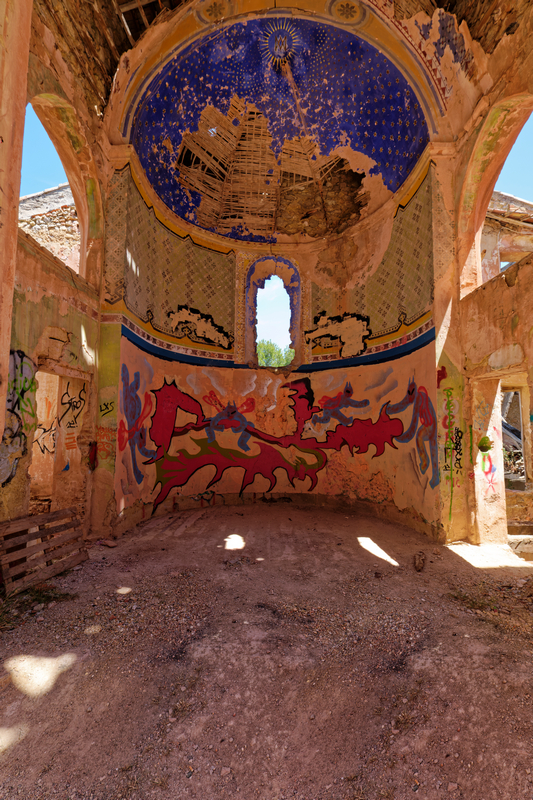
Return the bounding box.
[256,275,291,350]
[20,105,67,197]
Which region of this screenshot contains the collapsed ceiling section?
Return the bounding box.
[129,17,430,243]
[176,99,368,239]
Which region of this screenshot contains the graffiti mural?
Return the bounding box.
[312,382,369,426]
[0,350,37,486]
[388,378,439,489]
[118,364,156,484]
[142,377,403,510]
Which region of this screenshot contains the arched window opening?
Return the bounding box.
[244,257,300,368]
[19,104,81,273]
[480,114,533,285]
[256,275,294,367]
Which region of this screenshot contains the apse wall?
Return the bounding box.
[97,164,439,535]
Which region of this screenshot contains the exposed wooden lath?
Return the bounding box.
[114,0,183,42]
[176,102,347,238]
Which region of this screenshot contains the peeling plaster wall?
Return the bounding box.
[461,257,533,537]
[0,231,99,525]
[105,336,440,539]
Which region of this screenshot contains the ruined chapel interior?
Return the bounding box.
[4,0,533,547]
[6,2,533,799]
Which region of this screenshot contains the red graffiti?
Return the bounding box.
[437,366,447,389]
[153,437,327,509]
[147,378,403,510]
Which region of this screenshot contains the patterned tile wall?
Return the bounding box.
[311,169,433,338]
[104,169,129,304]
[104,167,236,343]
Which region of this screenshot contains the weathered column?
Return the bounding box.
[0,0,33,433]
[432,147,471,542]
[471,378,507,543]
[480,221,500,283]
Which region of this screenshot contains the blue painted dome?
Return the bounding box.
[131,17,429,243]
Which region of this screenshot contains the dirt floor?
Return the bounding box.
[1,503,533,800]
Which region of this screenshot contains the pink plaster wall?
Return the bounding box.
[111,337,441,537]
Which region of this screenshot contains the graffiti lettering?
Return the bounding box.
[481,451,497,495]
[96,425,116,463]
[0,351,37,486]
[442,387,455,518]
[453,427,463,469]
[58,382,86,429]
[34,423,57,455]
[7,349,37,433]
[99,400,115,417]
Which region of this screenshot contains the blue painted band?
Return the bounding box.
[121,324,435,370]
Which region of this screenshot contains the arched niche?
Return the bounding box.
[29,94,104,290]
[244,256,301,367]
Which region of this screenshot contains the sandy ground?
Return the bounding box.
[1,503,533,800]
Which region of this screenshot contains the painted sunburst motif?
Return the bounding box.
[259,19,301,68]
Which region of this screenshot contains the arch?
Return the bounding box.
[29,94,104,289]
[457,94,533,281]
[244,256,301,367]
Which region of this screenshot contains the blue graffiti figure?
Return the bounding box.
[312,382,369,426]
[206,402,255,452]
[388,378,439,488]
[119,364,156,484]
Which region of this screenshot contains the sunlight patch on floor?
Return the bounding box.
[0,725,28,754]
[4,653,76,698]
[446,542,533,569]
[357,537,399,566]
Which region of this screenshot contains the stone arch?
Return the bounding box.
[29,93,104,289]
[457,94,533,288]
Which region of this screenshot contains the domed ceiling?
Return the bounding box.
[130,17,429,243]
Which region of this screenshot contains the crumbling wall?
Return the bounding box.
[0,230,98,526]
[19,189,80,272]
[461,256,533,532]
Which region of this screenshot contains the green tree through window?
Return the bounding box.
[257,339,294,367]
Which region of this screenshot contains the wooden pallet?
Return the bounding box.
[0,507,88,596]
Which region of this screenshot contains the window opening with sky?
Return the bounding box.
[256,275,295,367]
[18,104,81,273]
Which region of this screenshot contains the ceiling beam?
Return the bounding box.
[111,0,135,45]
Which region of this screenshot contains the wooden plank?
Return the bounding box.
[5,541,86,580]
[6,550,88,596]
[110,0,135,45]
[134,0,150,28]
[1,507,76,536]
[119,0,154,11]
[0,528,84,566]
[1,519,80,550]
